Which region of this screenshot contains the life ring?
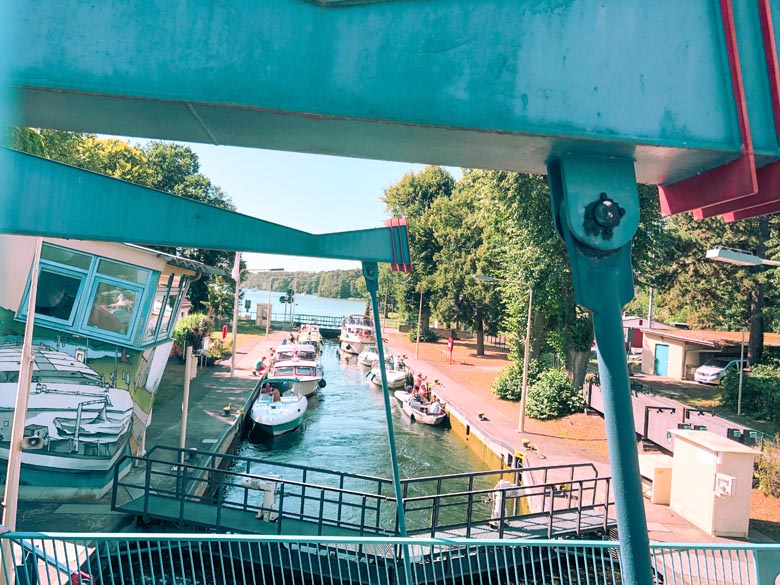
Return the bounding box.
[318,379,327,388]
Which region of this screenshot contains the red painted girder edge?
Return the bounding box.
[384,217,412,273]
[695,0,780,219]
[724,195,780,220]
[694,161,780,218]
[659,0,757,217]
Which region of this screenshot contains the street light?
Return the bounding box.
[705,247,778,415]
[231,266,284,377]
[474,273,533,432]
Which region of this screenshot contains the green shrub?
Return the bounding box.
[172,313,212,356]
[722,364,780,423]
[756,436,780,498]
[525,368,585,421]
[207,337,232,363]
[407,326,439,343]
[491,360,545,401]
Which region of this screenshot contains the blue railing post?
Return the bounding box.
[548,154,653,584]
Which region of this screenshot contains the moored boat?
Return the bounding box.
[367,358,407,389]
[249,378,308,436]
[357,345,379,367]
[339,314,375,355]
[270,361,325,396]
[393,389,447,425]
[297,324,323,352]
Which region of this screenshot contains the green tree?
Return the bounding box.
[383,166,455,334]
[428,170,503,355]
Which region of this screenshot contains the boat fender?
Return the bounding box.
[318,379,327,388]
[410,413,416,423]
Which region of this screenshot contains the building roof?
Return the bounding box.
[641,327,780,348]
[124,244,230,277]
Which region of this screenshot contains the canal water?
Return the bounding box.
[226,291,496,532]
[235,341,490,480]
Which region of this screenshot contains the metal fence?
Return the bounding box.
[1,534,778,585]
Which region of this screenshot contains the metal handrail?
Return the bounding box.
[1,533,776,585]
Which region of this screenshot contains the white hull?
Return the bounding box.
[0,345,134,487]
[368,369,407,389]
[340,338,366,355]
[249,394,308,436]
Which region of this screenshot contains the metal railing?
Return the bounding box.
[114,448,611,540]
[2,533,778,585]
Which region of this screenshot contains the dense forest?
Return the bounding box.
[245,270,366,300]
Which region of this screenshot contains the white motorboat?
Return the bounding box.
[339,314,375,355]
[393,390,447,425]
[249,378,308,436]
[273,344,319,364]
[270,360,325,396]
[297,324,323,352]
[357,345,380,367]
[367,358,407,389]
[0,345,133,487]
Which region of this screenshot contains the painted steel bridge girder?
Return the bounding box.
[548,154,652,585]
[7,0,780,219]
[0,148,411,269]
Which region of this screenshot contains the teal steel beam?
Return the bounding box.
[548,154,652,585]
[8,0,750,187]
[362,261,413,584]
[0,148,399,264]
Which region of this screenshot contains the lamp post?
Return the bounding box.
[474,273,532,432]
[705,246,778,415]
[231,266,284,377]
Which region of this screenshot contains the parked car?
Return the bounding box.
[694,357,747,385]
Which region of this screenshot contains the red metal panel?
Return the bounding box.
[693,162,780,218]
[694,0,780,220]
[724,197,780,221]
[384,217,412,273]
[659,0,757,217]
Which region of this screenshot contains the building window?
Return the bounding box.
[34,269,82,322]
[85,282,140,336]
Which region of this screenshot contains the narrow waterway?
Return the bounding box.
[235,341,489,480]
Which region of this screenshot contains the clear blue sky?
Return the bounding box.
[186,143,438,272]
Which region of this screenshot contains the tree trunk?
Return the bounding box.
[749,216,768,364]
[567,348,590,390]
[475,307,485,356]
[530,308,544,361]
[748,281,764,364]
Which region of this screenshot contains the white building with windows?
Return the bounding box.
[0,234,219,498]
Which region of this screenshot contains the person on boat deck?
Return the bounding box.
[252,356,267,376]
[417,383,429,401]
[428,396,442,416]
[261,382,281,402]
[414,372,427,388]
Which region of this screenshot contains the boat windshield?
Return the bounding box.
[274,366,295,376]
[295,366,317,376]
